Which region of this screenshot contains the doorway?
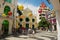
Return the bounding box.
[2,20,9,35]
[26,23,29,30]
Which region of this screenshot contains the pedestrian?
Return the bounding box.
[29,28,32,34]
[22,27,25,34]
[48,26,52,32]
[32,26,35,38]
[32,30,35,38]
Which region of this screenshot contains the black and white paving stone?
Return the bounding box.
[0,31,57,40]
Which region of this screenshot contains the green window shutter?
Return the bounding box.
[2,20,9,29]
[19,18,23,22]
[4,6,10,15]
[5,0,12,3]
[26,24,29,29]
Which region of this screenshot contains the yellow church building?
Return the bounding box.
[16,8,38,29]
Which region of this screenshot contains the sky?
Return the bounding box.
[18,0,53,10]
[18,0,53,22]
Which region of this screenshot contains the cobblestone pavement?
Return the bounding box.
[0,31,57,40]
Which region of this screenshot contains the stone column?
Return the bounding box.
[8,19,13,35]
[56,10,60,40]
[50,0,60,40]
[12,0,17,28]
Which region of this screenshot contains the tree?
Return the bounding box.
[38,17,51,28]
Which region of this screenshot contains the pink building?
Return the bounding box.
[38,2,57,31]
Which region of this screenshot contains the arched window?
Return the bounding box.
[32,25,35,30]
[25,17,29,22]
[2,20,9,27]
[2,20,9,34]
[39,14,41,16]
[4,6,11,15]
[32,19,35,22]
[19,18,23,22]
[2,20,9,31]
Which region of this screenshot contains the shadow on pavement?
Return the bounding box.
[12,35,44,40]
[42,36,57,40]
[30,37,44,40]
[0,38,8,40]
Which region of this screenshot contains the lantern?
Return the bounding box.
[20,15,25,18]
[8,11,12,16]
[41,2,46,9]
[29,13,33,16]
[2,13,7,17]
[38,9,42,13]
[18,5,24,11]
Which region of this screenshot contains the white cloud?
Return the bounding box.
[18,2,39,14]
[27,4,40,23]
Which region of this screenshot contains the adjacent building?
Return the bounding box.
[0,0,17,34]
[38,2,50,21]
[48,10,57,31]
[38,2,57,31]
